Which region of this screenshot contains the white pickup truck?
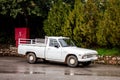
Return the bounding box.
[18,36,98,67]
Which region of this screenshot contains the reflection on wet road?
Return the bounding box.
[0,67,120,77]
[0,57,120,80]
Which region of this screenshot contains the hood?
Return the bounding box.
[63,47,97,55]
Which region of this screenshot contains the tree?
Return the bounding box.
[96,0,120,47]
[79,0,100,47]
[44,0,70,36]
[0,0,45,27]
[63,0,100,47]
[0,0,49,17]
[62,0,84,45]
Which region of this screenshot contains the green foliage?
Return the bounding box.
[43,0,120,48]
[0,0,45,18]
[63,0,100,47]
[44,0,70,36]
[0,0,75,18]
[96,0,120,47]
[63,0,85,46]
[97,48,120,56]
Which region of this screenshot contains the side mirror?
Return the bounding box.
[54,44,59,48]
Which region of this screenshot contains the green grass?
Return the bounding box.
[96,48,120,56]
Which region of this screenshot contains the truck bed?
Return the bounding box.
[18,43,46,58]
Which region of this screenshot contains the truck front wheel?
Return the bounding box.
[27,53,37,64]
[66,55,78,67]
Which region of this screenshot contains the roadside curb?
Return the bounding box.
[95,56,120,65]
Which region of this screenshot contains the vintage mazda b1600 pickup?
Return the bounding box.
[18,36,98,67]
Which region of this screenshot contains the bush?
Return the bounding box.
[97,48,120,56]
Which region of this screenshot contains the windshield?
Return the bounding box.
[58,38,76,47]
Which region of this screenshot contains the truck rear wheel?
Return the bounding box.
[66,55,78,67]
[27,53,37,64]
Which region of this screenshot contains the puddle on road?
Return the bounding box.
[0,71,45,74]
[64,71,120,77]
[0,70,120,77]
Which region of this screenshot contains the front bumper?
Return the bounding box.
[78,56,98,62]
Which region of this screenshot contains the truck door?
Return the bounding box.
[46,39,62,61]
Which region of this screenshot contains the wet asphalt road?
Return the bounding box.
[0,57,120,80]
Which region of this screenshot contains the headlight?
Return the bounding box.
[82,55,88,59]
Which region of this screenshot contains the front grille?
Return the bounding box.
[87,55,93,58]
[87,54,97,58]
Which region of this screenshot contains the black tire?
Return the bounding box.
[27,53,37,64]
[42,59,49,63]
[81,61,91,66]
[66,55,78,67]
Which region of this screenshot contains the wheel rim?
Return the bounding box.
[70,58,75,64]
[29,55,34,61]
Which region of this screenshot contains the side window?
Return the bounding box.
[49,39,59,47]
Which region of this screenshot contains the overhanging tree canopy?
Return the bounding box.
[0,0,52,18]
